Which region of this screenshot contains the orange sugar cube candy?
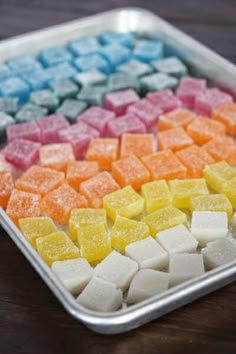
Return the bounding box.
[212,102,236,137]
[66,160,99,190]
[6,189,41,226]
[0,171,14,209]
[158,108,196,131]
[141,150,187,180]
[187,116,226,145]
[15,166,65,196]
[111,154,151,191]
[40,183,88,225]
[176,144,214,178]
[158,126,193,152]
[86,138,119,170]
[79,171,120,208]
[39,143,75,172]
[202,136,236,166]
[120,133,154,158]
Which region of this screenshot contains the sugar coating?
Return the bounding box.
[0,154,12,173]
[158,126,193,152]
[212,102,236,137]
[57,129,91,159]
[140,73,178,93]
[8,56,42,74]
[0,171,14,209]
[69,36,102,56]
[77,107,115,136]
[133,40,163,63]
[57,99,87,123]
[187,116,226,145]
[50,79,79,100]
[202,239,236,269]
[86,138,119,170]
[202,136,236,166]
[39,143,75,172]
[107,72,140,93]
[39,46,72,67]
[75,69,106,87]
[0,97,18,115]
[141,180,171,213]
[117,59,152,77]
[106,113,146,138]
[152,56,187,77]
[127,269,170,305]
[100,32,134,48]
[94,250,138,291]
[104,89,139,116]
[37,114,70,144]
[194,88,233,116]
[142,206,187,236]
[221,177,236,208]
[15,103,48,123]
[74,53,110,74]
[0,112,14,139]
[103,186,144,221]
[190,194,233,220]
[52,258,93,295]
[0,77,30,104]
[101,44,131,70]
[158,108,195,131]
[127,99,162,130]
[125,236,168,270]
[77,277,123,312]
[204,161,236,193]
[7,121,41,143]
[190,211,228,246]
[111,216,150,254]
[147,90,182,113]
[77,85,107,106]
[176,77,206,108]
[66,161,99,190]
[30,90,59,111]
[120,133,154,159]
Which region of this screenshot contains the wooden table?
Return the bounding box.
[0,1,235,352]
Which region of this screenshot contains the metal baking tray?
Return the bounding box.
[0,7,236,334]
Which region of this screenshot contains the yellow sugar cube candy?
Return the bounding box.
[103,186,144,221]
[190,194,233,220]
[143,206,187,236]
[111,216,150,253]
[19,216,57,248]
[69,208,107,241]
[77,224,111,265]
[36,231,80,266]
[141,180,171,213]
[221,177,236,208]
[204,161,236,193]
[169,178,209,209]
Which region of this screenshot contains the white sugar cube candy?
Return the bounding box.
[190,211,228,246]
[94,251,138,291]
[156,224,198,254]
[127,269,170,305]
[125,236,168,270]
[202,239,236,269]
[51,258,93,295]
[77,277,123,312]
[169,253,205,286]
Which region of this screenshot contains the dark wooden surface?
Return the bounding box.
[0,1,236,353]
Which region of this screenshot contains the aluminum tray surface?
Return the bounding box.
[0,7,235,334]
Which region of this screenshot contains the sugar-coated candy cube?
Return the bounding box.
[86,138,119,170]
[117,59,152,77]
[133,40,164,63]
[112,154,151,191]
[141,180,171,213]
[57,99,88,123]
[7,121,41,143]
[0,154,12,173]
[50,79,79,100]
[37,113,69,144]
[194,88,233,116]
[79,171,120,208]
[75,69,106,87]
[140,73,178,94]
[106,113,146,138]
[6,189,41,225]
[0,77,30,104]
[0,97,18,115]
[46,63,77,81]
[169,253,205,286]
[221,177,236,208]
[176,144,214,178]
[111,216,150,253]
[68,37,102,56]
[16,166,64,196]
[103,186,144,221]
[104,89,139,116]
[40,143,75,172]
[77,106,115,136]
[202,239,236,269]
[36,231,80,266]
[202,136,236,166]
[158,127,193,152]
[127,99,162,130]
[2,138,40,170]
[19,216,57,248]
[77,85,107,106]
[30,90,59,111]
[187,116,225,145]
[72,121,100,138]
[39,46,72,67]
[77,277,123,312]
[101,44,131,71]
[147,90,182,113]
[8,56,42,74]
[190,194,232,220]
[0,171,14,209]
[143,206,187,236]
[22,69,52,90]
[78,224,111,264]
[15,103,48,123]
[74,53,110,74]
[212,102,236,136]
[157,224,198,254]
[141,150,187,180]
[127,269,170,305]
[169,178,209,209]
[158,108,196,131]
[176,77,206,108]
[203,161,236,193]
[0,112,14,138]
[125,236,168,270]
[100,32,134,48]
[107,73,140,93]
[94,250,138,291]
[120,133,154,159]
[152,56,187,77]
[0,64,14,81]
[66,161,99,190]
[40,183,88,225]
[52,258,93,295]
[190,211,228,246]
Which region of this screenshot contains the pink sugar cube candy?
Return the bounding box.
[106,113,146,138]
[77,106,115,136]
[127,98,162,130]
[6,121,41,143]
[177,77,206,108]
[57,128,91,158]
[194,88,233,116]
[2,138,41,170]
[37,114,70,144]
[147,90,182,113]
[104,89,140,116]
[72,121,100,138]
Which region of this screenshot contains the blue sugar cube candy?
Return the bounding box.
[68,37,102,56]
[152,57,188,78]
[0,97,18,115]
[22,69,52,90]
[100,32,134,48]
[101,44,131,71]
[0,64,15,81]
[117,59,153,77]
[15,103,48,123]
[0,77,30,104]
[75,69,107,87]
[39,47,72,67]
[74,54,110,75]
[47,63,77,82]
[140,73,178,93]
[8,56,42,75]
[133,40,164,63]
